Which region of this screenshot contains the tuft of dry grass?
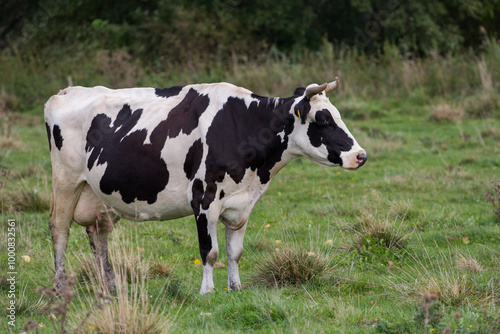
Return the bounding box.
[414,273,475,307]
[386,242,496,308]
[252,247,329,288]
[75,236,150,286]
[430,103,464,121]
[1,180,50,214]
[481,127,500,141]
[71,242,173,333]
[0,136,24,150]
[348,212,407,252]
[463,91,500,118]
[149,257,173,278]
[10,188,50,213]
[456,254,483,273]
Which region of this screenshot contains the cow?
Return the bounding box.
[44,78,367,294]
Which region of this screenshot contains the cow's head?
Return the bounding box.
[289,78,367,169]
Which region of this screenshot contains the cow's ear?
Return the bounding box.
[294,97,311,124]
[293,87,305,97]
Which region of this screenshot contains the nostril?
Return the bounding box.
[357,153,367,161]
[356,153,367,166]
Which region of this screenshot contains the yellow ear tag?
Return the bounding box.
[297,110,301,119]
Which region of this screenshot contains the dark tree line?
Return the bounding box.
[1,0,499,63]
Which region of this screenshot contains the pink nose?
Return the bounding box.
[356,152,367,167]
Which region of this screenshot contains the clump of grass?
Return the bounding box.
[348,213,408,253]
[72,243,173,333]
[430,103,464,121]
[387,243,494,308]
[484,179,500,221]
[23,272,111,334]
[13,283,47,315]
[463,91,500,118]
[150,258,173,278]
[416,272,475,307]
[0,136,23,150]
[456,254,483,273]
[481,127,500,141]
[0,281,47,316]
[252,247,329,288]
[75,240,150,286]
[11,188,50,213]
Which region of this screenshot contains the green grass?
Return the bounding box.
[1,47,499,332]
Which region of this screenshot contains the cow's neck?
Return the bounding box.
[246,96,297,183]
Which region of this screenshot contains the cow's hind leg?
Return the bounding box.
[225,222,247,292]
[50,182,85,290]
[86,221,115,291]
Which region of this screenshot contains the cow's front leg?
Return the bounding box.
[225,222,247,291]
[195,213,219,294]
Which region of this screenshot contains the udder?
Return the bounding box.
[73,183,118,230]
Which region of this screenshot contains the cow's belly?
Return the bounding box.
[112,192,193,221]
[85,163,193,222]
[93,186,193,221]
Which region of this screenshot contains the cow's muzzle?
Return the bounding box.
[356,152,368,167]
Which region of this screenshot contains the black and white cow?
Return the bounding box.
[44,78,367,294]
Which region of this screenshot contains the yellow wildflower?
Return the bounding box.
[275,240,281,244]
[194,259,201,265]
[21,255,31,262]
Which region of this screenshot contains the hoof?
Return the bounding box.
[199,286,215,295]
[228,285,242,292]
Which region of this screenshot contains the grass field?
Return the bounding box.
[1,47,499,333]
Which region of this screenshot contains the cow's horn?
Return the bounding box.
[305,82,328,99]
[325,77,339,94]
